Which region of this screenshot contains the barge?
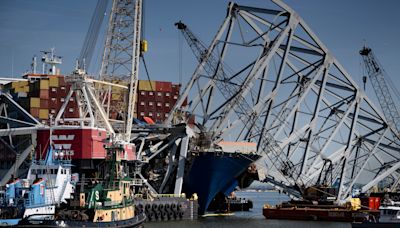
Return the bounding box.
[263,201,380,223]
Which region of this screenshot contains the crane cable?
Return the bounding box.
[141,55,153,91]
[138,0,153,91]
[79,0,108,72]
[141,0,145,40]
[178,27,183,87]
[385,70,400,102]
[372,50,400,101]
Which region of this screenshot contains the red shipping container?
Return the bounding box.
[60,90,69,98]
[172,85,180,94]
[369,197,374,209]
[40,99,49,109]
[155,95,165,102]
[147,91,155,98]
[64,109,79,118]
[373,197,380,210]
[30,108,39,117]
[39,89,49,100]
[155,81,172,92]
[136,106,143,113]
[49,99,58,109]
[163,106,171,113]
[59,77,66,86]
[367,197,381,210]
[49,87,58,97]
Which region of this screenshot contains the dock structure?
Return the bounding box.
[0,0,399,217]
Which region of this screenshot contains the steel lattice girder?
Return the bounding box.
[0,92,41,186]
[55,73,114,134]
[168,0,400,200]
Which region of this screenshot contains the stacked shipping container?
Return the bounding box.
[136,80,183,122]
[3,74,80,125]
[1,76,184,164]
[5,75,183,124]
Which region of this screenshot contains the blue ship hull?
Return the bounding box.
[0,218,21,227]
[183,151,260,214]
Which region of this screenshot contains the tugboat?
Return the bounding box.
[0,177,56,226]
[0,139,77,226]
[208,191,253,212]
[18,140,146,227]
[353,195,400,228]
[27,139,77,206]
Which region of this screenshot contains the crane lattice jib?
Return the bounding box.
[99,0,142,141]
[360,47,400,138]
[126,0,142,142]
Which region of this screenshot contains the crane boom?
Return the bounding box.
[99,0,143,141]
[126,0,143,142]
[360,46,400,138]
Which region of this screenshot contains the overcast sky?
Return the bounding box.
[0,0,399,101]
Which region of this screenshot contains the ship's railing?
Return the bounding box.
[134,193,187,201]
[130,179,143,186]
[103,200,121,207]
[153,193,186,198]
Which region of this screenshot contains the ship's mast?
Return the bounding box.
[40,48,62,75]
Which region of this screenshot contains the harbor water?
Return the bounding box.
[146,191,351,228]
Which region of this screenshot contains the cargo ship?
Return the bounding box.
[183,141,260,214]
[135,125,260,215]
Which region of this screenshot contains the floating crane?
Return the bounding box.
[360,46,400,192]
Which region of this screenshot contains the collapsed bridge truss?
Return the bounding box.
[168,0,400,200]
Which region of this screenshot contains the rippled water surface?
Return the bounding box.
[146,191,351,228]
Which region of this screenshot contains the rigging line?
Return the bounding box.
[79,0,108,71]
[372,49,400,101]
[386,72,400,101]
[178,28,183,86]
[141,0,145,40]
[359,51,366,91]
[141,55,153,91]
